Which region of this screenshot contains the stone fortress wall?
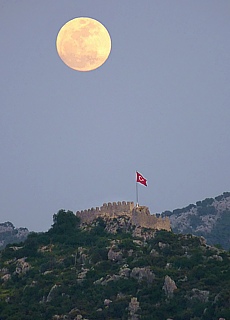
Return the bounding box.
[76,201,135,223]
[76,201,171,231]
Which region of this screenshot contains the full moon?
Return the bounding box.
[56,17,111,72]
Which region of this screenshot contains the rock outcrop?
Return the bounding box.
[162,275,177,298]
[188,288,209,303]
[15,257,31,275]
[130,267,155,284]
[108,246,123,262]
[128,297,140,320]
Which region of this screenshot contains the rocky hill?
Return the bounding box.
[0,210,229,320]
[0,222,29,250]
[162,192,230,250]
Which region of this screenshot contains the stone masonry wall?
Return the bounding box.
[76,201,135,224]
[131,205,171,231]
[76,202,171,231]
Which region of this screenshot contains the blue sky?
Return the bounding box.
[1,1,230,231]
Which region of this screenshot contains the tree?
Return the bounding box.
[51,210,80,234]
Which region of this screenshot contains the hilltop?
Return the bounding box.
[0,209,229,320]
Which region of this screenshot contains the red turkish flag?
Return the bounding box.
[136,171,147,186]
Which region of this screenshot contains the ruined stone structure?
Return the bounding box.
[76,201,171,231]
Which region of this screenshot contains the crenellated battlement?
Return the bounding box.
[76,201,135,223]
[76,201,171,231]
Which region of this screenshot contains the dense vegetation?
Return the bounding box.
[0,210,230,319]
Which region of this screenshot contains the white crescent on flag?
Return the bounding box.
[136,171,147,186]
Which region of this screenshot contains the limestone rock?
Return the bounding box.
[162,275,177,298]
[189,288,209,303]
[158,242,169,249]
[130,267,155,284]
[119,265,131,278]
[0,267,11,281]
[93,277,104,285]
[104,298,112,306]
[0,267,9,274]
[208,254,223,262]
[101,274,121,285]
[199,236,206,245]
[108,246,123,262]
[38,244,54,253]
[77,247,88,265]
[1,274,11,281]
[128,297,140,320]
[77,268,89,283]
[68,307,80,316]
[150,248,159,257]
[15,257,31,274]
[47,284,60,302]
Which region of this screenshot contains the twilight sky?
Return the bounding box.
[1,1,230,231]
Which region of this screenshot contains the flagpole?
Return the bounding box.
[136,171,147,207]
[136,172,139,207]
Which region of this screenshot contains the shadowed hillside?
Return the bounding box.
[0,209,229,320]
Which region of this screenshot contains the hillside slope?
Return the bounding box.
[162,192,230,250]
[0,210,229,320]
[0,222,29,250]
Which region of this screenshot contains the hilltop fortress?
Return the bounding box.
[76,201,171,231]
